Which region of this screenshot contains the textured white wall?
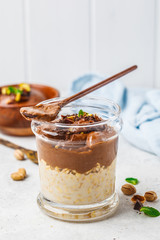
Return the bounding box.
[93,0,156,88]
[0,0,25,84]
[0,0,159,95]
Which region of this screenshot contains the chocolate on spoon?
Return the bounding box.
[20,102,62,122]
[20,65,137,122]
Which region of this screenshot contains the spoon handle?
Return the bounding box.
[0,138,24,150]
[0,138,38,164]
[62,65,137,105]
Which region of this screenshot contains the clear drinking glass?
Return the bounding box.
[32,97,122,222]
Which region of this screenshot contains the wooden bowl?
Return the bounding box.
[0,84,59,136]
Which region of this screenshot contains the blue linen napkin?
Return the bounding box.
[71,74,160,157]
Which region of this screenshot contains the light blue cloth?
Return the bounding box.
[71,74,160,157]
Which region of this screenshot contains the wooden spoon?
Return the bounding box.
[20,65,137,122]
[0,138,38,164]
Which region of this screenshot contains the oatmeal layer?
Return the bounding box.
[39,158,116,205]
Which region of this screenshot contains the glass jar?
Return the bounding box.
[32,97,122,222]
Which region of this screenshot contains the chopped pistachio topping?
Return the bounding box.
[19,83,30,92]
[67,116,75,120]
[2,87,8,95]
[15,92,21,102]
[1,83,30,103]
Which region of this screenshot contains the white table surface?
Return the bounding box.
[0,133,160,240]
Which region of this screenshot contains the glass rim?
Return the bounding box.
[32,96,121,129]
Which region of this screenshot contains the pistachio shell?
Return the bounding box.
[121,184,136,195]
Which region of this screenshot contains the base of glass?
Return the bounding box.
[37,192,119,222]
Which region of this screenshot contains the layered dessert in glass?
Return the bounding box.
[32,97,122,222]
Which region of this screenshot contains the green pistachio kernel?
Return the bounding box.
[19,83,31,92]
[1,87,8,95]
[15,92,21,102]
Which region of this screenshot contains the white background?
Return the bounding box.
[0,0,160,95]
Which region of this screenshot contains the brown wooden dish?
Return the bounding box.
[0,84,59,136]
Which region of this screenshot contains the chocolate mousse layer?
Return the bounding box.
[36,113,118,174]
